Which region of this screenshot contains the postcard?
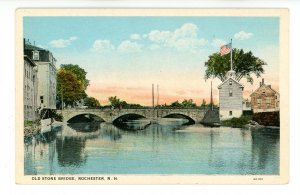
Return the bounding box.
[16,8,289,184]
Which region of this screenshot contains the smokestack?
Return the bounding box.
[262,78,265,85]
[260,82,262,87]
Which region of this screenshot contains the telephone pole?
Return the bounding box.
[152,84,154,108]
[156,84,159,107]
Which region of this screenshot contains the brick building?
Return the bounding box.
[250,78,280,113]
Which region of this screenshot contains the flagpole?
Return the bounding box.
[230,38,233,71]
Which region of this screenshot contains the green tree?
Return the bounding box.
[201,99,207,108]
[181,99,196,108]
[170,101,182,108]
[108,96,128,109]
[204,49,266,83]
[60,64,89,89]
[84,97,100,108]
[57,69,85,106]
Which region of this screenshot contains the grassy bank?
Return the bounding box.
[24,120,41,136]
[221,116,251,128]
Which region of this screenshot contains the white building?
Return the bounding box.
[24,42,57,116]
[218,70,244,120]
[24,55,38,121]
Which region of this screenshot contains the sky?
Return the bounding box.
[24,16,279,106]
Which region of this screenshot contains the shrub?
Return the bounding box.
[221,116,251,128]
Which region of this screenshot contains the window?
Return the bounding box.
[266,99,271,108]
[229,81,232,85]
[229,111,232,116]
[257,99,262,108]
[32,50,40,61]
[229,89,233,97]
[40,96,44,104]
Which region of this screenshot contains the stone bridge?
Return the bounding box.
[60,108,210,124]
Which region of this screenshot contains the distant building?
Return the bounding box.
[24,55,38,121]
[24,39,57,118]
[250,78,279,113]
[242,99,252,111]
[218,70,244,120]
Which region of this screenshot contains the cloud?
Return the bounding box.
[49,36,78,48]
[146,23,208,52]
[211,38,226,48]
[91,40,115,52]
[130,34,141,40]
[173,23,198,39]
[117,40,142,53]
[234,31,253,40]
[148,30,173,44]
[149,44,161,50]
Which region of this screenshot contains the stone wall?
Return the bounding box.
[253,111,280,127]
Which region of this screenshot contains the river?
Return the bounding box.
[24,119,279,175]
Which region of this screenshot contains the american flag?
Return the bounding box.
[220,43,231,56]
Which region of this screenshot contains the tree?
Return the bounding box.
[108,96,128,109]
[84,97,100,108]
[170,101,182,108]
[57,69,85,106]
[181,99,196,108]
[60,64,89,89]
[201,99,207,108]
[204,49,266,83]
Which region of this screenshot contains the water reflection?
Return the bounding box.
[251,129,279,172]
[24,119,279,175]
[56,136,87,167]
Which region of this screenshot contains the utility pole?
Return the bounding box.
[152,84,154,109]
[157,84,159,107]
[210,80,213,110]
[61,84,64,114]
[230,38,233,71]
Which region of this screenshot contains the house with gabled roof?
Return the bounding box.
[218,70,244,120]
[250,78,279,113]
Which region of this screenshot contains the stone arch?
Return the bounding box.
[112,113,147,124]
[65,112,108,123]
[162,113,196,124]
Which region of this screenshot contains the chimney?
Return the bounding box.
[259,82,262,87]
[262,78,265,85]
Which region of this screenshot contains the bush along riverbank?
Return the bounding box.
[24,120,41,136]
[221,116,252,128]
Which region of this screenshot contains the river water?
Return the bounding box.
[24,119,279,175]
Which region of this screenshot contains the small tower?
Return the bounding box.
[218,70,244,120]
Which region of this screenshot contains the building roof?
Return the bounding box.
[250,84,279,97]
[24,55,37,66]
[24,44,45,51]
[217,77,244,89]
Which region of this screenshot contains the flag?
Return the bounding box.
[220,43,231,56]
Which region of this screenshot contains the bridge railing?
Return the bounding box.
[58,107,219,111]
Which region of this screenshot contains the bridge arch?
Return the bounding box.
[64,111,112,123]
[67,113,106,123]
[162,113,196,124]
[112,113,147,124]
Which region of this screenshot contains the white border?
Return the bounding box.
[1,0,300,194]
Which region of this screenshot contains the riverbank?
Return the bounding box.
[221,116,251,128]
[221,116,280,133]
[24,121,41,136]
